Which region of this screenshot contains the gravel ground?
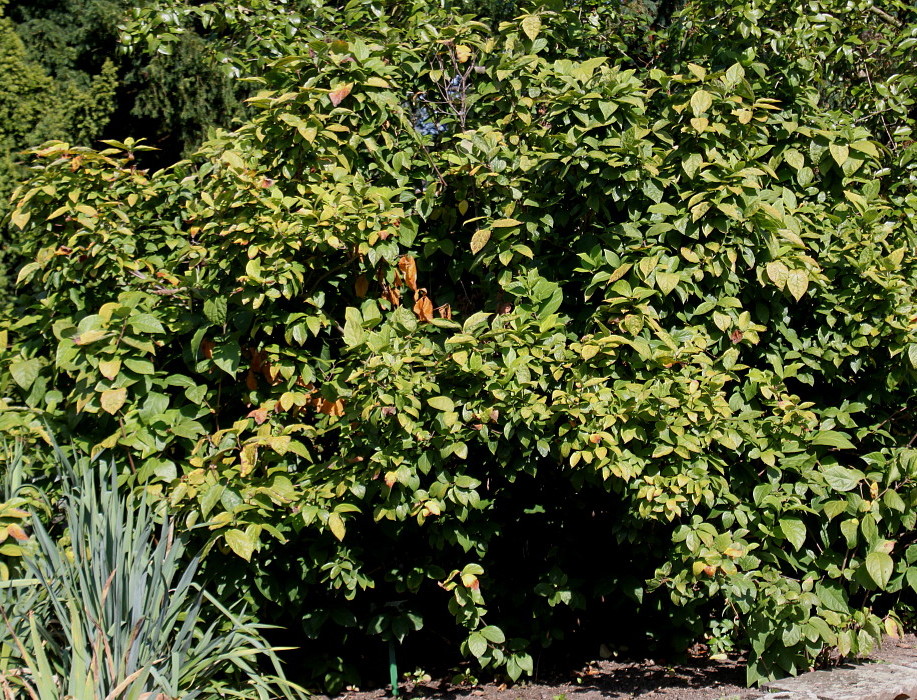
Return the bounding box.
[326,635,917,700]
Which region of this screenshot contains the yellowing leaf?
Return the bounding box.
[690,89,713,116]
[455,44,472,63]
[225,528,255,561]
[521,14,541,41]
[100,387,127,415]
[364,76,391,88]
[735,109,753,124]
[328,83,353,107]
[655,271,680,295]
[829,142,849,167]
[428,396,455,412]
[786,269,809,301]
[74,329,108,345]
[766,261,789,288]
[10,209,30,229]
[221,150,245,169]
[471,228,491,254]
[491,218,522,228]
[690,117,709,132]
[327,512,346,541]
[885,617,900,639]
[98,358,121,380]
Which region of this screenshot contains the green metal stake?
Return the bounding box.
[388,641,399,696]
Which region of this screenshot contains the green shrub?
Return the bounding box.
[2,0,917,688]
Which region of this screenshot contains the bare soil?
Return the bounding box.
[327,635,917,700]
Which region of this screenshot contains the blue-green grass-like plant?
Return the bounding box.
[0,448,307,699]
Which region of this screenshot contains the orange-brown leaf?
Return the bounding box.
[382,284,401,307]
[329,83,353,107]
[398,255,418,291]
[437,303,452,320]
[247,407,270,425]
[201,339,214,360]
[319,398,345,416]
[6,524,28,542]
[245,370,259,391]
[413,290,434,322]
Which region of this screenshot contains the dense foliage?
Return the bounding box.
[2,0,916,691]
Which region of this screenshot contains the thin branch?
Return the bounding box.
[869,5,902,27]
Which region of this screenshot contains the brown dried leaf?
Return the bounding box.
[413,290,434,322]
[247,407,270,425]
[201,339,214,360]
[382,284,401,307]
[355,274,369,298]
[245,370,258,391]
[437,303,452,319]
[328,83,353,107]
[398,255,418,291]
[319,398,345,416]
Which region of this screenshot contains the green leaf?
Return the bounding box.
[225,528,255,561]
[130,314,165,334]
[906,567,917,593]
[212,341,240,376]
[10,358,41,390]
[849,140,879,158]
[682,153,702,178]
[822,465,864,492]
[779,518,806,551]
[812,430,855,450]
[428,396,455,412]
[467,632,488,658]
[480,625,505,644]
[655,271,680,296]
[865,551,893,589]
[343,307,365,348]
[783,149,805,171]
[815,581,848,613]
[204,297,228,325]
